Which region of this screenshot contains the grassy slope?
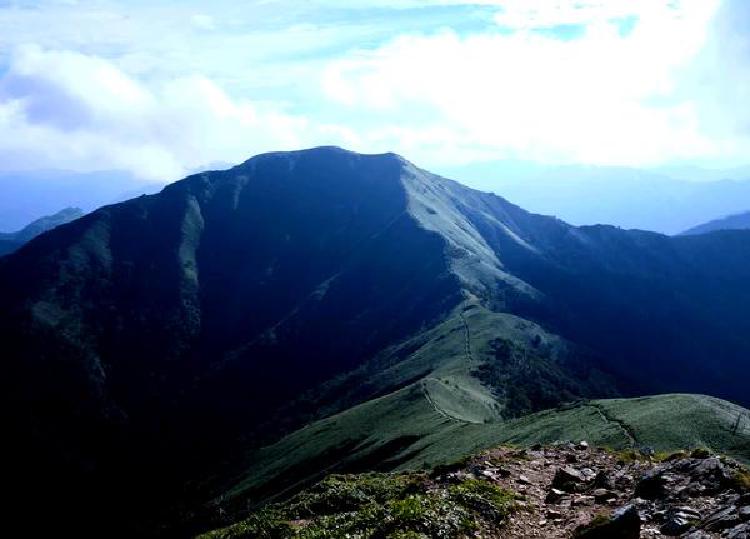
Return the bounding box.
[216,303,750,515]
[282,300,614,431]
[596,395,750,455]
[221,390,750,517]
[220,304,570,506]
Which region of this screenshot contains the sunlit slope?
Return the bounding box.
[265,301,618,446]
[221,304,750,511]
[223,391,750,513]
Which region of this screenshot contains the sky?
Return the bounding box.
[0,0,749,182]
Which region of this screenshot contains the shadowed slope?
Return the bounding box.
[0,148,464,535]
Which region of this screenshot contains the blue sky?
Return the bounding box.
[0,0,748,181]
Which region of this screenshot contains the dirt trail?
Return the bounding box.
[459,310,474,362]
[421,380,462,422]
[420,311,479,424]
[588,402,638,448]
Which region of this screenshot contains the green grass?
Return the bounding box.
[593,395,750,456]
[220,391,750,519]
[447,478,517,521]
[200,473,515,538]
[731,468,750,491]
[211,304,750,527]
[283,473,420,518]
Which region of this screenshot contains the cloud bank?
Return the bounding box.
[0,0,749,180]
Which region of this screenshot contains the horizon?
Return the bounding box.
[4,144,750,235]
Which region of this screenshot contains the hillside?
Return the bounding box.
[1,147,750,535]
[215,393,750,525]
[682,210,750,235]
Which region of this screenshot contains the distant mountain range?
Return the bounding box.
[1,147,749,536]
[0,169,163,232]
[440,164,750,234]
[682,210,750,235]
[0,207,84,256]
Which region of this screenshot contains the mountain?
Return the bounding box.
[0,169,163,232]
[443,164,750,234]
[1,147,750,536]
[682,210,750,235]
[0,207,84,256]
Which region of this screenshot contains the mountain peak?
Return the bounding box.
[236,145,406,169]
[3,146,750,536]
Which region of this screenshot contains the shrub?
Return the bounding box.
[690,447,711,459]
[448,478,516,521]
[731,468,750,491]
[198,508,292,539]
[286,473,417,517]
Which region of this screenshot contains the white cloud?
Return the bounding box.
[0,0,749,178]
[190,14,216,31]
[319,0,735,167]
[492,0,660,29]
[0,45,334,180]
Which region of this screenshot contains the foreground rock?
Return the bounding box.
[475,445,750,539]
[200,444,750,538]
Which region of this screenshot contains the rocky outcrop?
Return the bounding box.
[452,444,750,538]
[201,441,750,538]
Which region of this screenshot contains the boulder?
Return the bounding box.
[594,470,615,490]
[545,488,567,504]
[480,469,496,480]
[660,506,700,536]
[593,488,617,504]
[581,468,597,480]
[691,457,735,492]
[496,466,512,478]
[726,523,750,539]
[573,505,641,539]
[553,466,593,493]
[573,495,596,506]
[703,505,739,531]
[635,469,671,499]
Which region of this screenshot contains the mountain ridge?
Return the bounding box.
[0,206,84,255]
[457,164,750,234]
[682,210,750,235]
[2,146,750,536]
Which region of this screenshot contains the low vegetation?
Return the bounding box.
[200,472,516,538]
[202,440,750,538]
[731,468,750,490]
